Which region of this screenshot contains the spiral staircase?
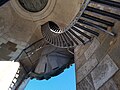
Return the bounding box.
[0,0,120,90]
[41,0,120,48]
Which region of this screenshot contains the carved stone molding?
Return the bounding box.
[10,0,56,21]
[18,0,48,12]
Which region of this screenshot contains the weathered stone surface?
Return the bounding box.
[113,71,120,90]
[109,22,120,68]
[74,45,82,55]
[0,47,11,60]
[91,55,119,90]
[77,74,95,90]
[75,54,87,70]
[0,38,7,44]
[0,3,14,38]
[84,38,100,60]
[9,49,23,60]
[77,55,98,83]
[95,35,114,62]
[0,2,36,44]
[99,79,118,90]
[1,41,17,51]
[75,42,91,61]
[109,42,120,68]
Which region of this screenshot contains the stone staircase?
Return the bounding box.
[0,0,120,89]
[41,0,120,48]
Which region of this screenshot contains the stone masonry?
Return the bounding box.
[75,21,120,90]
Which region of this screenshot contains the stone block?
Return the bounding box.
[20,42,27,47]
[75,42,90,61]
[1,41,17,51]
[99,79,118,90]
[9,49,22,61]
[77,55,98,83]
[74,45,82,55]
[75,54,87,70]
[113,71,120,90]
[77,74,95,90]
[16,45,25,50]
[95,35,114,62]
[109,43,120,68]
[84,38,100,60]
[0,38,8,44]
[8,52,15,57]
[0,47,11,60]
[109,23,120,68]
[91,55,119,90]
[7,38,16,43]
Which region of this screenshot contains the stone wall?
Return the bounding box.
[0,2,36,61]
[0,0,83,62]
[75,21,120,90]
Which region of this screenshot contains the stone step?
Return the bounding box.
[78,18,107,30]
[86,6,120,20]
[91,0,120,8]
[74,23,99,36]
[81,13,114,26]
[41,0,120,48]
[71,26,92,40]
[65,31,79,46]
[68,29,85,44]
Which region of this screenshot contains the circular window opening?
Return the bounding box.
[18,0,48,12]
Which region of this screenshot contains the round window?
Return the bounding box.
[18,0,48,12]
